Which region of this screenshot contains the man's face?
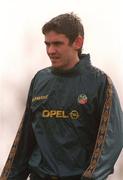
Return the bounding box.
[44,31,79,70]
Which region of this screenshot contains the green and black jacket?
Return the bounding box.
[1,54,123,180]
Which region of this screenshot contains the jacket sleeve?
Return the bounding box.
[81,76,123,180]
[0,78,36,180]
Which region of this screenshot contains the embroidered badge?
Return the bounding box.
[78,94,88,104]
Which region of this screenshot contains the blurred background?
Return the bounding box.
[0,0,123,179]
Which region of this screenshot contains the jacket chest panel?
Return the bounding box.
[31,75,97,117]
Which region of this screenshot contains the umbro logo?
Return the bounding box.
[32,95,48,102]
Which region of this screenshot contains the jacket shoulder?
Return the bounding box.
[35,66,51,77]
[89,65,108,84]
[31,66,52,83]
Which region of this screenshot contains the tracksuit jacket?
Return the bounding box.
[1,54,123,180]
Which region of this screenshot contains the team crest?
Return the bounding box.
[78,94,88,104]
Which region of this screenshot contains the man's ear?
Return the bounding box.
[73,35,84,50]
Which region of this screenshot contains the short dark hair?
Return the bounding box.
[42,13,84,57]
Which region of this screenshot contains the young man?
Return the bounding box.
[1,13,123,180]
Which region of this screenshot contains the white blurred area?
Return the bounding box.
[0,0,123,179]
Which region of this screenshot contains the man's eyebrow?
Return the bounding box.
[44,41,64,45]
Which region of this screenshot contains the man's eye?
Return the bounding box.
[45,43,50,47]
[54,42,63,46]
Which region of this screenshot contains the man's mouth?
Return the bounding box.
[50,57,60,61]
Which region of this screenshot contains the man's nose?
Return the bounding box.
[47,45,56,54]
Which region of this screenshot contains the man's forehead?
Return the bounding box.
[45,31,68,40]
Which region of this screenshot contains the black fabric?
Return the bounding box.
[30,173,81,180]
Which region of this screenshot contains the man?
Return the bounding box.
[1,13,123,180]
